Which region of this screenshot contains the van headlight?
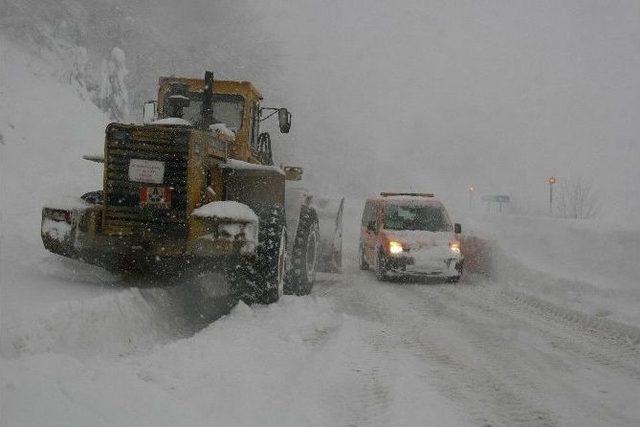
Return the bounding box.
[389,241,404,254]
[449,241,461,255]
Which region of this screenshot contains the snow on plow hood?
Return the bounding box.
[191,201,259,255]
[150,117,193,126]
[42,195,91,211]
[192,201,258,223]
[221,159,285,175]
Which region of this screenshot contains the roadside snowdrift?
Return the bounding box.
[0,38,109,304]
[465,214,640,329]
[2,297,469,427]
[0,39,212,361]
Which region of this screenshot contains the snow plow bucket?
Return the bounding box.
[312,197,344,273]
[460,235,495,275]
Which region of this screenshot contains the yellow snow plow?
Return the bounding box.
[41,71,343,304]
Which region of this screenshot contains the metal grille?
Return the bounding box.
[104,126,189,233]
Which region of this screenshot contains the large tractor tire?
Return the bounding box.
[284,206,319,296]
[226,205,287,306]
[315,197,344,273]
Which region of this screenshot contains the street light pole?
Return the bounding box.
[468,185,475,211]
[547,176,557,215]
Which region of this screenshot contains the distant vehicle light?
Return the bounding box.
[449,241,461,255]
[389,241,404,254]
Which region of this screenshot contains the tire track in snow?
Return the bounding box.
[308,279,395,426]
[437,280,640,381]
[329,271,640,426]
[394,288,557,427]
[402,280,640,426]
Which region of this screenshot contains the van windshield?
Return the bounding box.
[383,204,451,232]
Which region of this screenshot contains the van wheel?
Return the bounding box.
[226,205,286,306]
[285,207,319,296]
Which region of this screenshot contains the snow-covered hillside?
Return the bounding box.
[0,38,231,361]
[0,38,110,309]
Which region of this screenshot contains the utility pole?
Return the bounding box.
[468,185,475,211]
[547,176,557,215]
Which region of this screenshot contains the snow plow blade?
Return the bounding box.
[460,235,495,276]
[313,197,344,273]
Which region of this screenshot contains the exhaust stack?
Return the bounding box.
[201,70,214,129]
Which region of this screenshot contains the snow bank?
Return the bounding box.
[1,296,470,426]
[464,214,640,328]
[0,39,213,364]
[1,39,114,318]
[3,289,172,359]
[469,214,640,291]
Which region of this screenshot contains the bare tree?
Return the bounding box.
[556,177,599,219]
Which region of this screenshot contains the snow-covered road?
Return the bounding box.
[321,270,640,426]
[3,267,639,426]
[4,218,640,427]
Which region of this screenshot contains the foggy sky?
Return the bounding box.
[251,0,639,221]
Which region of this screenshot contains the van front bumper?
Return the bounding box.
[383,248,463,278]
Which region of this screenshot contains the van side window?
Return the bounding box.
[369,203,378,229]
[362,201,377,228]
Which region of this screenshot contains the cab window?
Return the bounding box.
[171,93,244,131]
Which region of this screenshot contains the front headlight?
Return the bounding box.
[389,241,404,254]
[449,241,461,255]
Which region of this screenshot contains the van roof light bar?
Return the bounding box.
[380,192,434,197]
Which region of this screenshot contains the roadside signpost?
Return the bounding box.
[468,185,475,211]
[547,176,557,215]
[481,194,510,213]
